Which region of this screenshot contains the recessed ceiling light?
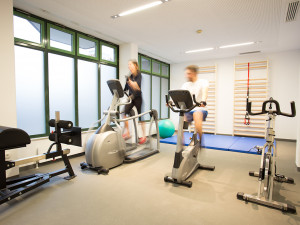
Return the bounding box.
[185,48,214,54]
[196,29,203,34]
[111,0,170,19]
[219,42,255,49]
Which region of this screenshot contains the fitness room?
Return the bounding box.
[0,0,300,224]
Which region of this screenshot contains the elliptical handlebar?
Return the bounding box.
[247,98,296,117]
[165,94,205,113]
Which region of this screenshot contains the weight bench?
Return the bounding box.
[0,112,81,205]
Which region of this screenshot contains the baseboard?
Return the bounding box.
[274,138,296,142]
[215,133,232,136]
[19,152,85,172]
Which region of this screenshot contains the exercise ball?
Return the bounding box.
[158,120,175,138]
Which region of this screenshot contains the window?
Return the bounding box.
[160,78,169,119]
[13,9,119,136]
[13,12,44,46]
[141,74,151,121]
[15,46,45,136]
[100,65,117,124]
[48,24,75,54]
[152,60,161,75]
[138,54,170,120]
[101,43,117,64]
[140,56,151,73]
[151,76,161,118]
[78,60,98,128]
[48,54,75,124]
[78,34,99,59]
[161,63,169,77]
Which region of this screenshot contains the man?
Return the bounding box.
[181,65,209,142]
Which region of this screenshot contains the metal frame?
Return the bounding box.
[237,99,296,213]
[13,8,119,136]
[0,113,81,205]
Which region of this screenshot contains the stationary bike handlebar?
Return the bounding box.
[165,94,204,113]
[247,98,296,117]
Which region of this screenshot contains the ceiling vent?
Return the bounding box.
[286,1,299,22]
[239,51,261,55]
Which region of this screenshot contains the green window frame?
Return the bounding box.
[13,11,45,48]
[140,55,152,73]
[47,23,76,55]
[161,63,169,78]
[77,33,99,60]
[100,42,118,65]
[151,60,161,76]
[138,54,170,120]
[13,8,119,137]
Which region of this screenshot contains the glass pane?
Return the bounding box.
[141,57,151,72]
[151,76,161,118]
[14,15,41,44]
[152,61,161,74]
[162,64,169,77]
[101,45,115,62]
[141,73,151,120]
[15,46,45,135]
[161,78,169,118]
[79,37,97,57]
[48,53,75,125]
[50,27,73,51]
[78,60,98,128]
[100,65,117,124]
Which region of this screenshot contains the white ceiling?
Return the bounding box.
[13,0,300,63]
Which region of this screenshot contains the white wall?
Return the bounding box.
[296,62,300,168]
[170,50,300,140]
[0,0,20,177]
[119,43,138,86]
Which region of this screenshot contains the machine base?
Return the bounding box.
[125,148,159,163]
[164,164,215,188]
[80,162,109,175]
[237,192,296,214]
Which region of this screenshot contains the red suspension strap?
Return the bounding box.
[244,62,250,125]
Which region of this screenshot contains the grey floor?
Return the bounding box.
[0,141,300,225]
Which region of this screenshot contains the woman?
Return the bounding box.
[123,59,146,144]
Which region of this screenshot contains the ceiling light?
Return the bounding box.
[112,1,169,19]
[185,48,214,54]
[219,42,255,49]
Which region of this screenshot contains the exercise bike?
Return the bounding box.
[164,90,215,188]
[237,98,296,213]
[80,79,160,174]
[0,111,81,205]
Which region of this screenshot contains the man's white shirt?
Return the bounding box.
[181,79,209,111]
